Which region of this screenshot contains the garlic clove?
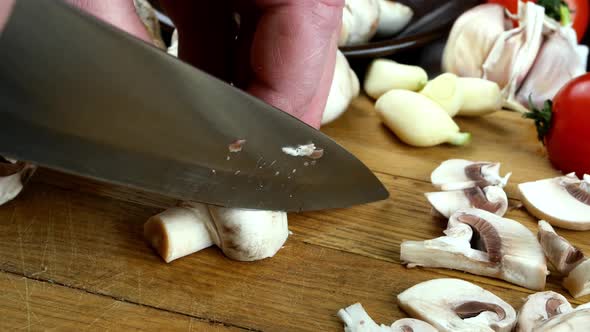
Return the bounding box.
[339,0,381,46]
[457,78,503,117]
[420,73,463,117]
[375,0,413,37]
[516,26,588,110]
[364,59,428,99]
[442,4,508,78]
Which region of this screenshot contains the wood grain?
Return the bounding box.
[1,95,589,331]
[0,271,240,331]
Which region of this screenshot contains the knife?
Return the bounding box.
[0,0,389,212]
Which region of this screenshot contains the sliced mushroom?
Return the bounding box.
[519,173,590,230]
[425,185,508,218]
[375,0,413,38]
[339,0,381,46]
[0,157,36,206]
[515,291,573,332]
[537,220,584,275]
[401,208,548,290]
[431,159,512,191]
[563,259,590,299]
[533,307,590,332]
[337,302,437,332]
[144,202,288,262]
[397,278,517,332]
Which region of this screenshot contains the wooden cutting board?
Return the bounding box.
[1,95,588,331]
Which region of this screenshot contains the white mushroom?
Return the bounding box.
[533,306,590,332]
[144,202,288,262]
[518,173,590,231]
[400,208,548,290]
[337,302,437,332]
[322,50,360,126]
[0,157,36,206]
[563,259,590,299]
[537,220,584,275]
[339,0,381,46]
[397,278,517,332]
[375,0,413,37]
[425,185,508,218]
[515,291,573,332]
[431,159,512,191]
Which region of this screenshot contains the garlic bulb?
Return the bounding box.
[516,26,588,110]
[442,4,509,78]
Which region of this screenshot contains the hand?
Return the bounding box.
[64,0,345,129]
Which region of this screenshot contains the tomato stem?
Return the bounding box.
[523,97,553,144]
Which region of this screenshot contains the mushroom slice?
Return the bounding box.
[0,157,36,206]
[337,302,437,332]
[519,173,590,230]
[563,259,590,299]
[144,202,288,262]
[397,278,517,332]
[400,208,548,290]
[533,307,590,332]
[537,220,584,275]
[431,159,512,191]
[515,291,573,332]
[425,185,508,218]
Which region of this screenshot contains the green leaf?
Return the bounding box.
[537,0,571,24]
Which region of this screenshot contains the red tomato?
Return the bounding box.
[528,74,590,177]
[486,0,588,41]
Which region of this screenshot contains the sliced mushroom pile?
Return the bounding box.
[397,278,517,331]
[426,159,511,218]
[536,220,590,299]
[0,157,36,206]
[337,303,436,332]
[401,208,548,290]
[519,173,590,230]
[516,291,590,332]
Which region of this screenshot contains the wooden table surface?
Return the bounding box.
[1,95,588,331]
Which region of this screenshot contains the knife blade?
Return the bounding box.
[0,0,389,212]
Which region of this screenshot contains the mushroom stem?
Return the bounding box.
[537,220,584,275]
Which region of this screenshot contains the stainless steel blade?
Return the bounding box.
[0,0,389,212]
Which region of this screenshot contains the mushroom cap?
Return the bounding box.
[340,0,381,46]
[397,278,517,332]
[563,258,590,298]
[425,185,508,218]
[208,207,288,261]
[537,220,584,275]
[519,173,590,230]
[515,291,573,332]
[431,159,509,190]
[533,307,590,332]
[401,208,547,290]
[376,0,413,37]
[390,318,437,332]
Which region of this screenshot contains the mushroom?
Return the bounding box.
[375,0,413,38]
[400,208,548,290]
[337,302,437,332]
[518,173,590,230]
[322,50,360,126]
[515,291,573,332]
[144,201,288,262]
[431,159,512,191]
[339,0,381,46]
[0,157,36,206]
[563,259,590,299]
[533,306,590,332]
[425,185,509,218]
[537,220,584,275]
[397,278,517,332]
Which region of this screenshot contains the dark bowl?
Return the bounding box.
[339,0,483,58]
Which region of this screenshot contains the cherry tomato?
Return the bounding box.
[526,74,590,177]
[486,0,588,41]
